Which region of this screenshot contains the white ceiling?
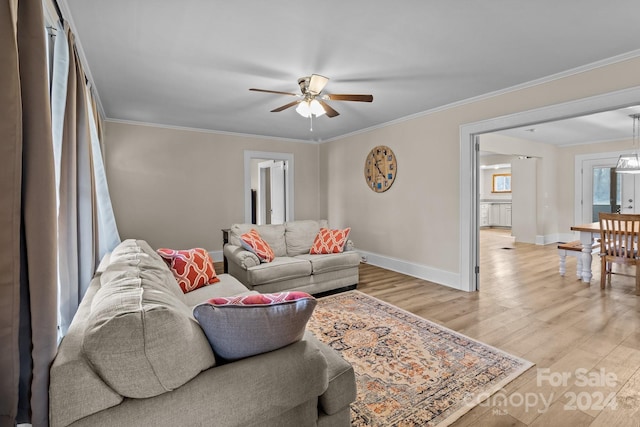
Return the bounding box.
[59,0,640,143]
[493,105,640,146]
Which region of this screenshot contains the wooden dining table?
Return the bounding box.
[570,222,600,283]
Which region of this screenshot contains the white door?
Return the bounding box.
[620,173,636,214]
[257,160,287,225]
[582,157,640,222]
[269,161,286,224]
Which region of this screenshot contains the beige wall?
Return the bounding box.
[320,56,640,279]
[103,56,640,287]
[104,122,320,253]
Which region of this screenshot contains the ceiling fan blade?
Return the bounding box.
[326,94,373,102]
[308,74,329,95]
[270,100,302,112]
[317,100,339,118]
[250,88,298,97]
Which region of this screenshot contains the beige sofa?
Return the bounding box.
[49,239,356,427]
[224,220,360,296]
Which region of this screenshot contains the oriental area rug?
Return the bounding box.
[306,291,534,427]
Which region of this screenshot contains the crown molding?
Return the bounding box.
[321,49,640,144]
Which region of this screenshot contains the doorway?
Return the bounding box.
[257,160,286,224]
[577,152,640,224]
[244,151,294,224]
[460,86,640,292]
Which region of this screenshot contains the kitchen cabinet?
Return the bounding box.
[504,204,512,227]
[480,202,512,227]
[480,203,490,226]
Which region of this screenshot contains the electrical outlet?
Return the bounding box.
[361,256,368,263]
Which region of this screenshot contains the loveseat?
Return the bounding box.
[49,239,356,427]
[224,220,360,296]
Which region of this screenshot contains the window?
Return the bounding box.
[492,173,511,193]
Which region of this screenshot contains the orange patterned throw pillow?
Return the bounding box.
[310,227,351,254]
[240,229,275,262]
[157,248,220,293]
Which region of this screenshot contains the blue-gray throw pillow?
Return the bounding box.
[193,292,316,361]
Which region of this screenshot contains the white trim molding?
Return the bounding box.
[357,249,460,290]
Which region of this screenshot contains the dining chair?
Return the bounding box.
[598,212,640,295]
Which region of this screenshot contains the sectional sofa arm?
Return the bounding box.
[224,244,260,269]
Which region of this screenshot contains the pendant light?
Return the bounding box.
[616,114,640,174]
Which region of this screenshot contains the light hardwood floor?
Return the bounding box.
[355,229,640,427]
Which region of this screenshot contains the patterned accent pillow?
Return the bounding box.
[156,248,220,293]
[240,228,275,262]
[310,227,351,254]
[193,292,317,361]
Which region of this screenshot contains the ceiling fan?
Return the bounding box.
[249,74,373,118]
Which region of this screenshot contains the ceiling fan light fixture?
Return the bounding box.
[296,99,325,118]
[251,74,371,122]
[295,101,310,117]
[310,99,326,117]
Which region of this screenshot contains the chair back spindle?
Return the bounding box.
[598,212,640,295]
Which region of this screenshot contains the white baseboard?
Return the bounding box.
[535,233,576,245]
[356,249,462,291]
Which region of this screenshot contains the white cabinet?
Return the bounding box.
[490,204,501,226]
[504,204,512,227]
[480,203,490,226]
[481,202,512,227]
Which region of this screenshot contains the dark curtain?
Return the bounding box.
[0,0,59,425]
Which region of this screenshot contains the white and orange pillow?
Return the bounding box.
[240,229,275,262]
[157,247,219,293]
[310,227,351,254]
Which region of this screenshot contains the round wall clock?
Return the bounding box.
[364,145,397,193]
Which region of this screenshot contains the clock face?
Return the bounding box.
[364,145,397,193]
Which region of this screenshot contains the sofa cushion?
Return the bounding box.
[295,251,361,275]
[193,292,316,361]
[157,247,220,293]
[306,333,357,415]
[230,223,287,257]
[310,228,351,254]
[240,229,275,263]
[245,257,312,286]
[83,261,216,399]
[284,219,328,256]
[101,241,186,300]
[108,238,143,261]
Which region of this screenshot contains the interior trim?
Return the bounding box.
[357,249,460,290]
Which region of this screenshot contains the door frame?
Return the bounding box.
[575,151,640,224]
[460,86,640,292]
[244,151,294,224]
